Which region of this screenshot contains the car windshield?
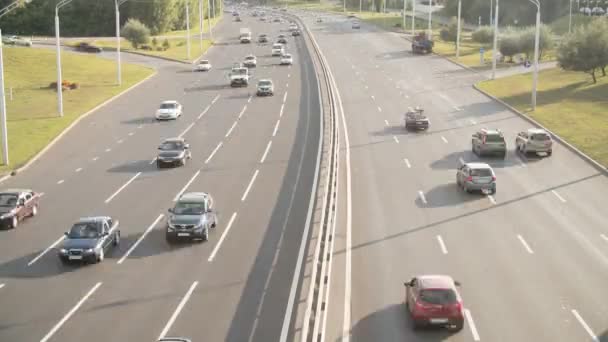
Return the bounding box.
[199,60,209,64]
[470,168,493,177]
[273,45,282,49]
[419,289,458,305]
[283,55,292,58]
[0,194,18,207]
[484,134,503,142]
[533,133,550,140]
[233,68,248,75]
[160,103,177,109]
[245,56,255,60]
[159,141,184,150]
[68,222,101,239]
[259,81,272,86]
[173,202,206,215]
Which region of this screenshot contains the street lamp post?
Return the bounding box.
[427,0,432,39]
[491,0,499,79]
[529,0,541,110]
[411,0,416,36]
[456,0,462,59]
[569,0,572,33]
[115,0,128,87]
[55,0,74,118]
[207,0,213,41]
[490,0,493,25]
[402,0,406,33]
[359,0,362,13]
[186,0,191,61]
[199,0,203,51]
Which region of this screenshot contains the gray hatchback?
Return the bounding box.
[472,129,506,158]
[456,162,496,194]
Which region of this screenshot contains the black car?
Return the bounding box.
[258,34,268,43]
[0,189,40,229]
[157,138,192,168]
[75,42,102,53]
[277,37,288,44]
[166,192,217,243]
[292,30,301,36]
[58,216,120,264]
[404,108,430,130]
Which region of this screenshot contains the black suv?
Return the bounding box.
[166,192,217,243]
[58,216,120,264]
[157,138,192,168]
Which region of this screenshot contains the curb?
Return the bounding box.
[0,70,159,184]
[473,83,608,175]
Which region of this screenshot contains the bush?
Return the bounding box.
[156,47,164,51]
[140,45,152,51]
[121,18,150,49]
[499,34,521,62]
[162,38,171,50]
[519,25,554,60]
[151,37,158,47]
[472,26,494,44]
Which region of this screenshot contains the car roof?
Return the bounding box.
[259,79,273,83]
[245,55,256,58]
[527,128,548,135]
[161,100,179,104]
[77,216,111,223]
[465,162,492,169]
[480,128,502,135]
[418,275,455,289]
[199,59,209,63]
[179,192,209,202]
[1,188,33,194]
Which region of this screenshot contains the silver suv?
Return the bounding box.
[456,162,496,194]
[472,129,506,158]
[515,128,553,156]
[166,192,217,243]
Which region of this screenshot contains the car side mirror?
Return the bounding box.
[403,282,410,287]
[64,232,69,236]
[168,208,173,213]
[454,280,461,287]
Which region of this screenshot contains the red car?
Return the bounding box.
[404,275,464,331]
[0,189,40,229]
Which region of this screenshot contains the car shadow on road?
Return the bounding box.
[430,150,531,170]
[416,183,482,208]
[185,83,228,93]
[370,125,409,137]
[348,303,455,342]
[107,159,158,174]
[121,116,157,125]
[374,50,413,60]
[117,227,192,260]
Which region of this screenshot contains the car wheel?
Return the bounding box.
[97,249,104,263]
[452,320,464,332]
[411,318,421,330]
[547,150,552,156]
[501,152,506,159]
[113,231,120,246]
[212,219,217,228]
[464,185,471,193]
[157,161,162,168]
[472,144,477,155]
[31,205,38,217]
[10,216,18,229]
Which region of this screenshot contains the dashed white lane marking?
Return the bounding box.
[288,73,291,78]
[0,283,4,289]
[459,157,465,165]
[454,106,463,111]
[158,281,199,340]
[469,119,477,125]
[92,156,99,161]
[241,169,260,202]
[571,310,599,342]
[286,83,289,88]
[441,136,448,143]
[247,95,252,103]
[225,121,238,138]
[57,179,65,184]
[205,142,223,164]
[388,77,393,81]
[198,104,211,119]
[418,191,427,205]
[260,140,272,163]
[364,85,368,89]
[117,214,164,264]
[464,309,481,341]
[272,119,281,137]
[283,91,288,103]
[377,106,382,113]
[393,136,399,144]
[517,234,535,254]
[371,95,375,101]
[404,158,411,168]
[27,235,65,266]
[436,235,448,254]
[137,125,143,129]
[174,170,201,201]
[552,190,567,203]
[179,122,196,138]
[75,168,82,173]
[238,105,248,119]
[208,212,238,262]
[488,195,497,205]
[279,104,285,117]
[149,157,157,165]
[211,94,220,104]
[104,172,142,204]
[117,139,124,144]
[40,282,103,342]
[128,132,134,136]
[105,148,111,152]
[601,233,608,242]
[384,119,389,126]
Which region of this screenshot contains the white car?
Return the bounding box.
[352,21,360,29]
[289,23,298,31]
[243,55,257,67]
[272,43,284,56]
[280,53,293,65]
[256,79,274,96]
[195,59,212,71]
[156,101,183,120]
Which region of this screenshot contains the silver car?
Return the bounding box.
[456,162,496,194]
[515,128,553,156]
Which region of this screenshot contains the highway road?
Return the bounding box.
[0,12,321,342]
[294,10,608,342]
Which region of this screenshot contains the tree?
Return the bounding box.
[557,19,608,83]
[440,17,462,43]
[499,34,521,62]
[472,26,494,44]
[519,24,554,60]
[121,18,150,49]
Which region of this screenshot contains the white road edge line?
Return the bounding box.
[238,105,248,119]
[40,282,103,342]
[571,309,599,342]
[158,281,199,340]
[441,136,448,143]
[117,214,164,264]
[552,190,567,203]
[601,233,608,242]
[393,136,399,144]
[208,212,238,262]
[241,169,260,201]
[211,94,220,104]
[418,191,427,205]
[104,172,141,204]
[247,95,252,103]
[260,141,272,163]
[27,235,66,266]
[179,122,196,138]
[272,119,281,137]
[225,120,238,138]
[279,103,285,117]
[205,142,223,164]
[404,158,411,168]
[517,234,535,254]
[57,179,65,184]
[174,170,201,201]
[436,235,448,254]
[464,309,481,341]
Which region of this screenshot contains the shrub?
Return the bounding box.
[162,38,171,50]
[499,34,521,62]
[121,18,150,49]
[151,37,158,47]
[472,26,494,44]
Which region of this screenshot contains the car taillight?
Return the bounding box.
[466,176,473,182]
[452,302,463,313]
[491,176,496,181]
[415,301,426,312]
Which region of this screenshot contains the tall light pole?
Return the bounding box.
[427,0,432,38]
[529,0,541,110]
[491,0,499,79]
[359,0,362,13]
[456,0,462,59]
[207,0,213,41]
[115,0,128,86]
[411,0,415,35]
[568,0,573,33]
[186,0,191,60]
[402,0,406,32]
[490,0,493,25]
[199,0,203,51]
[55,0,74,118]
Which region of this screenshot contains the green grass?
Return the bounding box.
[163,16,223,37]
[477,68,608,167]
[2,46,153,173]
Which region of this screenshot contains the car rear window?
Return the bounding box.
[532,134,550,141]
[419,289,458,305]
[470,168,493,177]
[484,134,504,142]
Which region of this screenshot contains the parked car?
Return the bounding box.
[166,192,217,243]
[404,275,464,331]
[456,162,497,194]
[58,216,120,264]
[515,128,553,156]
[471,128,507,158]
[74,42,103,53]
[0,189,40,229]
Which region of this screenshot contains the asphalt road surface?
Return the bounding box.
[295,10,608,342]
[0,13,321,342]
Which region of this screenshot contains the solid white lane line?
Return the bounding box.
[441,136,448,143]
[418,191,427,205]
[40,282,103,342]
[241,169,260,201]
[601,233,608,242]
[279,103,285,117]
[208,212,238,262]
[286,83,289,88]
[158,281,199,340]
[117,214,164,264]
[225,120,238,138]
[517,234,534,254]
[57,179,65,184]
[283,91,288,103]
[179,122,196,138]
[104,172,141,204]
[92,156,99,161]
[211,94,220,104]
[436,235,448,254]
[260,141,272,163]
[27,235,65,266]
[198,104,211,119]
[238,105,248,119]
[571,310,599,342]
[205,142,223,164]
[404,158,411,168]
[552,190,567,203]
[105,148,111,152]
[377,106,382,113]
[174,170,201,201]
[488,195,497,205]
[384,119,389,126]
[75,168,82,172]
[464,309,481,341]
[128,132,134,136]
[393,136,399,144]
[272,119,281,137]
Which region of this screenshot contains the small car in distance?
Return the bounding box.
[159,338,192,342]
[289,23,298,31]
[58,216,120,264]
[277,34,288,44]
[195,59,211,71]
[456,162,496,194]
[156,101,183,120]
[404,275,464,331]
[352,21,361,29]
[515,128,553,156]
[258,34,268,43]
[166,192,217,243]
[271,43,284,56]
[280,53,293,65]
[157,138,192,168]
[471,128,507,158]
[257,79,274,96]
[404,107,429,130]
[0,189,40,229]
[74,42,103,53]
[316,17,323,23]
[235,16,242,22]
[243,54,257,68]
[2,35,32,47]
[292,29,301,36]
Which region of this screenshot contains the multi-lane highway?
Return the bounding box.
[0,11,321,342]
[293,10,608,342]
